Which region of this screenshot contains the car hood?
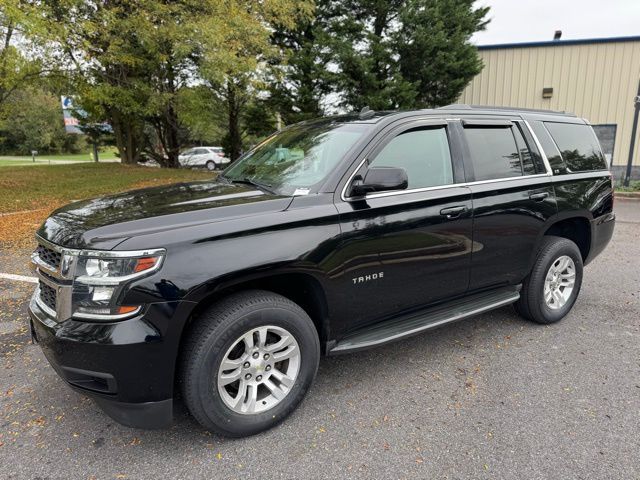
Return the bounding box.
[37,180,292,250]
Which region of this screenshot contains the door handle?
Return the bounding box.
[440,206,467,219]
[529,192,549,201]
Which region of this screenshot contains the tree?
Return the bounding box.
[0,88,81,155]
[396,0,490,107]
[176,86,225,146]
[0,1,50,107]
[200,2,313,161]
[329,0,489,110]
[269,0,336,124]
[40,0,312,167]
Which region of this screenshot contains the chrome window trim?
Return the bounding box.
[339,120,455,202]
[341,153,552,202]
[356,183,469,200]
[340,119,558,203]
[340,156,371,201]
[523,120,553,175]
[464,173,551,186]
[342,169,610,202]
[551,170,612,181]
[346,173,552,201]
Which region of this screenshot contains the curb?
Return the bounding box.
[615,192,640,199]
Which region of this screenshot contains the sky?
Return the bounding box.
[471,0,640,45]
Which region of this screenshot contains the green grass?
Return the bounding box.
[0,159,39,167]
[616,180,640,192]
[0,148,119,165]
[0,162,213,214]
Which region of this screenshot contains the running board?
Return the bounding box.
[329,286,520,354]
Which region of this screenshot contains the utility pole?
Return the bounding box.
[624,80,640,187]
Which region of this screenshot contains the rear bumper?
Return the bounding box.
[27,294,191,429]
[586,211,615,265]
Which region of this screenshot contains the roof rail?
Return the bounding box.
[437,104,575,116]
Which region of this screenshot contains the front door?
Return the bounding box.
[333,120,473,337]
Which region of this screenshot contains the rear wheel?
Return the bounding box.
[515,236,583,324]
[206,160,217,171]
[180,290,320,437]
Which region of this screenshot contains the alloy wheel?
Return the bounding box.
[217,325,300,415]
[543,255,576,310]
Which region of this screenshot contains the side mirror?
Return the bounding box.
[350,167,408,197]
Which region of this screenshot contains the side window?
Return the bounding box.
[194,148,208,155]
[529,121,566,174]
[512,126,537,175]
[463,126,522,181]
[591,124,616,166]
[369,127,453,189]
[544,122,608,172]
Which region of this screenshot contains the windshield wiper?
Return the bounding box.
[227,177,275,194]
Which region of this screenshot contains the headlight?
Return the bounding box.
[71,249,165,321]
[76,254,163,285]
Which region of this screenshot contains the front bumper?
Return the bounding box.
[28,293,189,429]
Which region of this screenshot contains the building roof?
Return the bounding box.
[477,35,640,51]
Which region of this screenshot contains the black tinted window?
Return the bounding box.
[544,122,607,172]
[464,127,522,181]
[370,127,453,189]
[529,121,565,174]
[512,126,538,175]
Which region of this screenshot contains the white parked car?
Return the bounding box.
[178,147,230,170]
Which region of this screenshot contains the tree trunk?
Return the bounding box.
[163,104,180,168]
[0,21,15,106]
[110,109,139,164]
[227,83,242,162]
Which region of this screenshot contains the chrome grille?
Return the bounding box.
[35,244,62,270]
[39,281,57,311]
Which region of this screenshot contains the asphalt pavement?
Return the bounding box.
[0,200,638,479]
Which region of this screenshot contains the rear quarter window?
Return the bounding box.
[544,122,607,172]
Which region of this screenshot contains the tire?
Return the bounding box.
[205,160,216,171]
[515,235,583,324]
[179,290,320,437]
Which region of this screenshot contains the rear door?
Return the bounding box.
[193,148,211,165]
[333,119,473,335]
[460,118,558,290]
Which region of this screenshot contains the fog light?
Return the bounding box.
[92,286,114,302]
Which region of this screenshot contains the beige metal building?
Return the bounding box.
[459,36,640,180]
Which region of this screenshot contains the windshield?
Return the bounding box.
[222,120,370,195]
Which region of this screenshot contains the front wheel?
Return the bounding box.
[515,236,584,324]
[179,291,320,437]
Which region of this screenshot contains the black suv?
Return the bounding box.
[28,106,615,437]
